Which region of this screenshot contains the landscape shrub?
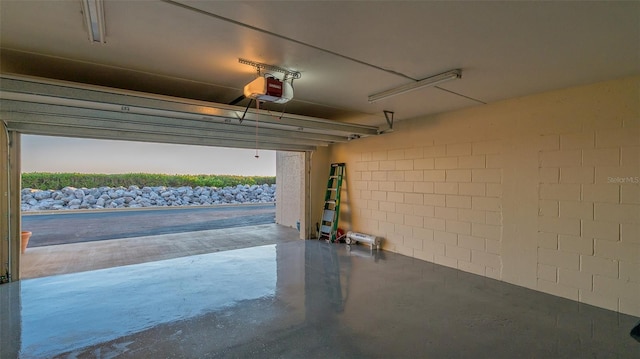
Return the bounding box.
[21,172,276,190]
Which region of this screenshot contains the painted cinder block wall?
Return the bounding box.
[323,76,639,316]
[276,151,304,229]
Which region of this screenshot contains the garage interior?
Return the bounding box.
[1,1,639,357]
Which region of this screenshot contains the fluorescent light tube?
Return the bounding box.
[368,69,462,102]
[82,0,106,43]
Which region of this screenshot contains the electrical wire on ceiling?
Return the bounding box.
[163,0,411,80]
[162,0,485,105]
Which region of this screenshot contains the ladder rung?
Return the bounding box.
[322,210,335,221]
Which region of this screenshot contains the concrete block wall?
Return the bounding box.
[349,141,503,279]
[325,75,639,316]
[537,127,640,315]
[275,151,303,229]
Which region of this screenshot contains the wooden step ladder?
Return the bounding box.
[319,163,345,242]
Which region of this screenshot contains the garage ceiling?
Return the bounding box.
[1,1,638,150]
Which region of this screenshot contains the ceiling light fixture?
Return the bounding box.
[81,0,106,44]
[368,69,462,103]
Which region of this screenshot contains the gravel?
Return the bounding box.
[21,184,276,211]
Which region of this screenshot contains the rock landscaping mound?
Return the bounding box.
[21,184,276,211]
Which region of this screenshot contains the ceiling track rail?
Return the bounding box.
[0,74,380,151]
[238,58,301,80]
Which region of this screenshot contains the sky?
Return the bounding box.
[21,135,276,176]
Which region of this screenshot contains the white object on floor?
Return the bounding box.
[345,231,381,250]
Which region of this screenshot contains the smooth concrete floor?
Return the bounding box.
[20,224,295,279]
[2,238,639,358]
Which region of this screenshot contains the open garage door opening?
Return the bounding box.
[17,135,304,279]
[0,73,377,283]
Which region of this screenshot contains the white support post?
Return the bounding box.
[0,123,20,283]
[8,130,21,281]
[0,121,9,283]
[301,151,312,239]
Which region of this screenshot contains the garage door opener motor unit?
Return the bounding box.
[244,76,293,104]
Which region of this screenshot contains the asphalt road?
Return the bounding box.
[22,204,276,247]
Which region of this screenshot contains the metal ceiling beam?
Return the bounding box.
[0,111,325,148]
[0,90,374,137]
[6,123,316,152]
[0,100,345,145]
[0,75,381,149]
